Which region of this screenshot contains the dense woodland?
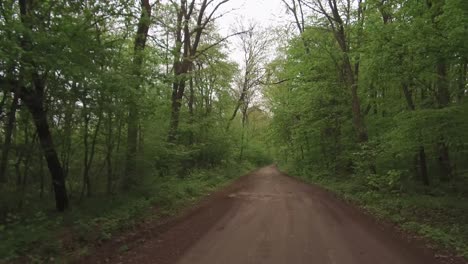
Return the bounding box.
[0,0,467,261]
[267,0,468,256]
[0,1,271,258]
[0,0,270,214]
[269,0,468,187]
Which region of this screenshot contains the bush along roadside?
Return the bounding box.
[285,168,468,260]
[0,162,254,263]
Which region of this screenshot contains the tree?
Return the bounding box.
[267,0,468,189]
[227,23,270,130]
[301,0,369,142]
[167,0,233,142]
[124,0,153,189]
[13,0,69,211]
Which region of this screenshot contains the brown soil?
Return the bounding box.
[79,165,466,264]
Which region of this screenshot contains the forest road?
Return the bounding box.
[87,165,442,264]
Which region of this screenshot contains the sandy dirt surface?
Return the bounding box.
[82,165,463,264]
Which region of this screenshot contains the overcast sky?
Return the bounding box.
[218,0,285,28]
[216,0,287,63]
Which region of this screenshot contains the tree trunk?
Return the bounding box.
[80,106,101,200]
[227,73,249,130]
[403,82,430,185]
[318,0,368,143]
[18,131,36,209]
[124,0,151,188]
[25,101,68,211]
[168,0,228,141]
[39,154,44,198]
[350,82,368,142]
[61,97,74,180]
[81,110,91,199]
[435,59,453,181]
[342,55,368,143]
[0,92,19,183]
[402,83,415,111]
[18,0,69,211]
[14,131,25,189]
[458,59,467,102]
[124,101,138,187]
[106,112,114,195]
[438,141,452,182]
[168,79,187,142]
[167,4,185,142]
[239,105,249,161]
[418,146,429,186]
[436,59,450,107]
[188,76,195,145]
[239,128,245,161]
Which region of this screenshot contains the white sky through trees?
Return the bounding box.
[215,0,287,110]
[217,0,286,63]
[219,0,285,27]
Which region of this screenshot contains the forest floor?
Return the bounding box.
[79,165,466,264]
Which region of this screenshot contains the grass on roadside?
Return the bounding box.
[291,172,468,259]
[0,162,253,263]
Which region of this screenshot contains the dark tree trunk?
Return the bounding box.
[239,129,245,161]
[403,82,430,185]
[322,0,368,143]
[227,70,250,130]
[124,0,151,188]
[188,76,195,145]
[168,0,228,141]
[0,92,19,183]
[81,109,91,199]
[124,101,138,187]
[350,81,368,142]
[112,111,124,182]
[39,154,44,198]
[418,146,430,186]
[168,3,192,142]
[239,104,249,161]
[340,52,367,143]
[106,112,114,194]
[61,96,74,180]
[436,59,450,107]
[435,59,453,181]
[402,83,415,111]
[14,130,25,188]
[18,0,68,211]
[80,107,101,199]
[168,79,187,142]
[427,0,454,181]
[167,4,185,142]
[25,100,68,211]
[438,141,452,182]
[18,131,36,209]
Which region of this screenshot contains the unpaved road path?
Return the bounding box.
[85,166,454,264]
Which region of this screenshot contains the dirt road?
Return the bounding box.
[86,165,447,264]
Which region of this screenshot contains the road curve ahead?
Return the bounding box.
[91,165,443,264]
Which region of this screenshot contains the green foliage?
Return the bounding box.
[0,0,273,261]
[365,170,404,191]
[0,163,253,262]
[294,172,468,257]
[267,0,468,258]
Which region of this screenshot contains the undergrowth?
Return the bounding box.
[0,162,254,263]
[287,167,468,259]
